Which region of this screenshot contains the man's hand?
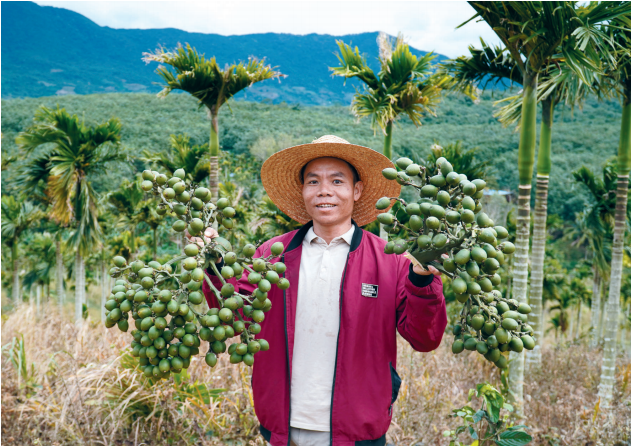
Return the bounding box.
[185,227,222,263]
[186,227,219,248]
[412,264,441,276]
[411,254,448,276]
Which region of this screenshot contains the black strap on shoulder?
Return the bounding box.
[349,219,363,252]
[285,221,314,252]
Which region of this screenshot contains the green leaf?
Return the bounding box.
[469,426,478,440]
[495,430,533,446]
[473,410,486,423]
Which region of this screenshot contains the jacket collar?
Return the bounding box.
[285,219,363,253]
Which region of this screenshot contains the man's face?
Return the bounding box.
[302,157,363,227]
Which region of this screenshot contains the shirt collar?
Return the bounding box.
[305,225,355,246]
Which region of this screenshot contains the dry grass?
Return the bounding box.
[1,305,630,446]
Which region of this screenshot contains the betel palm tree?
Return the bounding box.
[15,106,123,324]
[443,31,604,369]
[143,133,210,184]
[330,33,463,161]
[22,232,56,314]
[1,197,44,305]
[572,160,624,346]
[15,153,70,312]
[496,62,593,368]
[142,44,284,200]
[593,13,632,406]
[545,271,590,341]
[563,208,612,344]
[461,1,629,411]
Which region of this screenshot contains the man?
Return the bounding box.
[201,135,447,446]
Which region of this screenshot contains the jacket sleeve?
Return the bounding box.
[395,256,447,352]
[202,247,260,309]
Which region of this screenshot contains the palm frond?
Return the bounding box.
[332,35,457,133]
[494,59,595,127]
[143,43,284,112]
[440,38,522,94]
[329,40,380,89]
[1,197,44,243]
[468,0,629,79]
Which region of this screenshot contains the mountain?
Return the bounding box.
[1,2,449,105]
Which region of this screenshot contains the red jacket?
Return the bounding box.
[203,221,447,446]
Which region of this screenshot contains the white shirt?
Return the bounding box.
[289,225,355,431]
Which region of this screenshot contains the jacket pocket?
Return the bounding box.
[389,362,401,405]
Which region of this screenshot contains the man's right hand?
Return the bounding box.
[186,227,223,263]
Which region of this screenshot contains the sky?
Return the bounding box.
[36,1,501,58]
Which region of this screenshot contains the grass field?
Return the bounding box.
[2,305,629,445]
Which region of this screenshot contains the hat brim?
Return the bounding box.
[261,141,401,226]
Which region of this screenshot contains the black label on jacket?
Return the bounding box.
[361,283,378,298]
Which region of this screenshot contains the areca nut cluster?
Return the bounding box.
[377,156,533,368]
[104,168,288,380]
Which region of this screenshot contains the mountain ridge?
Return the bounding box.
[1,2,448,105]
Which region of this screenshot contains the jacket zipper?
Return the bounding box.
[329,252,350,446]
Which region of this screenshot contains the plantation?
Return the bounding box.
[0,92,624,220]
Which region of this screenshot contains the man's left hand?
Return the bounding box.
[411,253,448,276]
[412,264,441,276]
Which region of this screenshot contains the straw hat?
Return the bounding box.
[260,135,401,226]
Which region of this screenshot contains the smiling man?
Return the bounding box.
[202,135,447,446]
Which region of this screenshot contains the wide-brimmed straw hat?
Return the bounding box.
[260,135,401,226]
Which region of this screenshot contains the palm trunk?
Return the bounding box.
[100,249,107,322]
[209,109,220,202]
[55,234,65,313]
[598,96,630,406]
[526,97,553,368]
[590,266,602,347]
[509,71,538,415]
[12,241,20,305]
[384,120,393,160]
[75,251,85,325]
[574,299,582,340]
[598,280,607,342]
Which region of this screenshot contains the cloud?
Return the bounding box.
[36,0,501,57]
